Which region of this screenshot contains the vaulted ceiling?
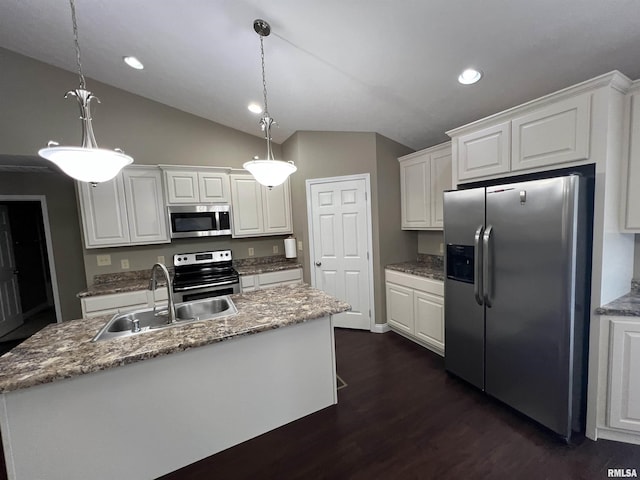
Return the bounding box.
[1,1,639,150]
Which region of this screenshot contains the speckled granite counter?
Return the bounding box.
[77,269,169,298]
[386,254,444,281]
[595,280,640,317]
[0,284,350,393]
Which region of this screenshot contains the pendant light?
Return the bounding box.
[38,0,133,185]
[243,19,297,189]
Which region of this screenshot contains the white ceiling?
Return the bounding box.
[1,0,639,150]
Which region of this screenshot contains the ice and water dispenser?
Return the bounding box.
[446,244,474,283]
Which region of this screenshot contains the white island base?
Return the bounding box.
[0,316,337,480]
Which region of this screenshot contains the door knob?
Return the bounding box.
[13,269,19,275]
[315,261,322,267]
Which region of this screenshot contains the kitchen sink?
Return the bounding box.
[92,296,237,342]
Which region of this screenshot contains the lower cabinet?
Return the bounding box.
[81,289,168,319]
[608,318,640,433]
[385,269,444,356]
[240,268,303,293]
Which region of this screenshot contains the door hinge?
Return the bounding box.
[367,252,369,260]
[368,309,371,318]
[365,192,367,201]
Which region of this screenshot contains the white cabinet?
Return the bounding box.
[163,168,230,204]
[240,268,303,293]
[78,166,169,249]
[230,175,292,237]
[385,269,444,355]
[449,89,593,185]
[621,85,640,231]
[608,318,640,432]
[81,288,168,319]
[456,121,510,181]
[511,94,591,171]
[399,142,452,230]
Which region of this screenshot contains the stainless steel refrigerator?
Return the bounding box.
[443,174,591,440]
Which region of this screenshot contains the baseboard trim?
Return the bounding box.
[370,323,390,334]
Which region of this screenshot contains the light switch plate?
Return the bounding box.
[121,259,130,269]
[298,240,303,251]
[273,245,279,254]
[97,254,111,266]
[157,255,165,264]
[248,247,255,256]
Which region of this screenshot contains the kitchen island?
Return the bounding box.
[0,284,350,480]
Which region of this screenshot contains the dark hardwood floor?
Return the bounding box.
[160,329,640,480]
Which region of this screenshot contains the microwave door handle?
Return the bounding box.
[474,225,484,306]
[482,225,493,308]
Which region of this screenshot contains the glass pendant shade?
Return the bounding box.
[38,146,133,183]
[243,159,297,188]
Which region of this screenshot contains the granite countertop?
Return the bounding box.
[595,280,640,317]
[77,269,169,298]
[0,284,350,394]
[386,262,444,282]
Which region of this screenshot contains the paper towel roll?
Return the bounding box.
[284,237,297,259]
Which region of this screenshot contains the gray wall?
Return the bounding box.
[0,173,85,321]
[418,231,445,256]
[282,131,416,325]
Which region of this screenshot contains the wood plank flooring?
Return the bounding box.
[160,329,640,479]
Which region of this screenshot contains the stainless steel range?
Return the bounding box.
[172,250,240,303]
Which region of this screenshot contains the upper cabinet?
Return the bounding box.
[448,87,597,186]
[78,166,169,249]
[399,142,452,230]
[162,167,230,204]
[621,82,640,232]
[229,174,293,237]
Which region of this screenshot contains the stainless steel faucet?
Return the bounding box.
[149,263,177,324]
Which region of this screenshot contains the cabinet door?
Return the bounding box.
[414,290,444,353]
[400,154,430,229]
[78,177,130,248]
[230,175,264,237]
[456,121,510,181]
[262,180,293,234]
[199,172,230,203]
[165,171,199,204]
[430,148,452,229]
[511,93,591,171]
[386,283,414,335]
[123,168,169,245]
[608,319,640,432]
[624,93,640,229]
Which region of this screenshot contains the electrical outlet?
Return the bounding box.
[97,254,111,266]
[298,240,303,251]
[121,259,130,269]
[157,255,165,264]
[273,245,279,254]
[439,243,444,254]
[248,247,255,256]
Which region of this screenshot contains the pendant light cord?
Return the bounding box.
[69,0,87,90]
[260,35,269,117]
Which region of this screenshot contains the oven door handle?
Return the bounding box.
[174,279,239,291]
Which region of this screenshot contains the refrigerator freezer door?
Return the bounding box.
[443,188,486,390]
[484,176,579,438]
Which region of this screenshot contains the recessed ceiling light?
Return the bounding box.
[248,103,263,114]
[123,56,144,70]
[458,68,482,85]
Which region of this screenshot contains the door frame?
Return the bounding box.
[0,195,62,323]
[305,173,376,332]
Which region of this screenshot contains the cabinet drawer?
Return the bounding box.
[82,291,149,313]
[385,270,443,296]
[258,268,302,286]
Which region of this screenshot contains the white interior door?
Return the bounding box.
[308,177,372,330]
[0,206,23,337]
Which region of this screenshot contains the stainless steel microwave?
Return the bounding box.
[168,205,232,239]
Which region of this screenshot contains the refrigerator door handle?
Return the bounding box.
[483,225,493,307]
[474,225,485,305]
